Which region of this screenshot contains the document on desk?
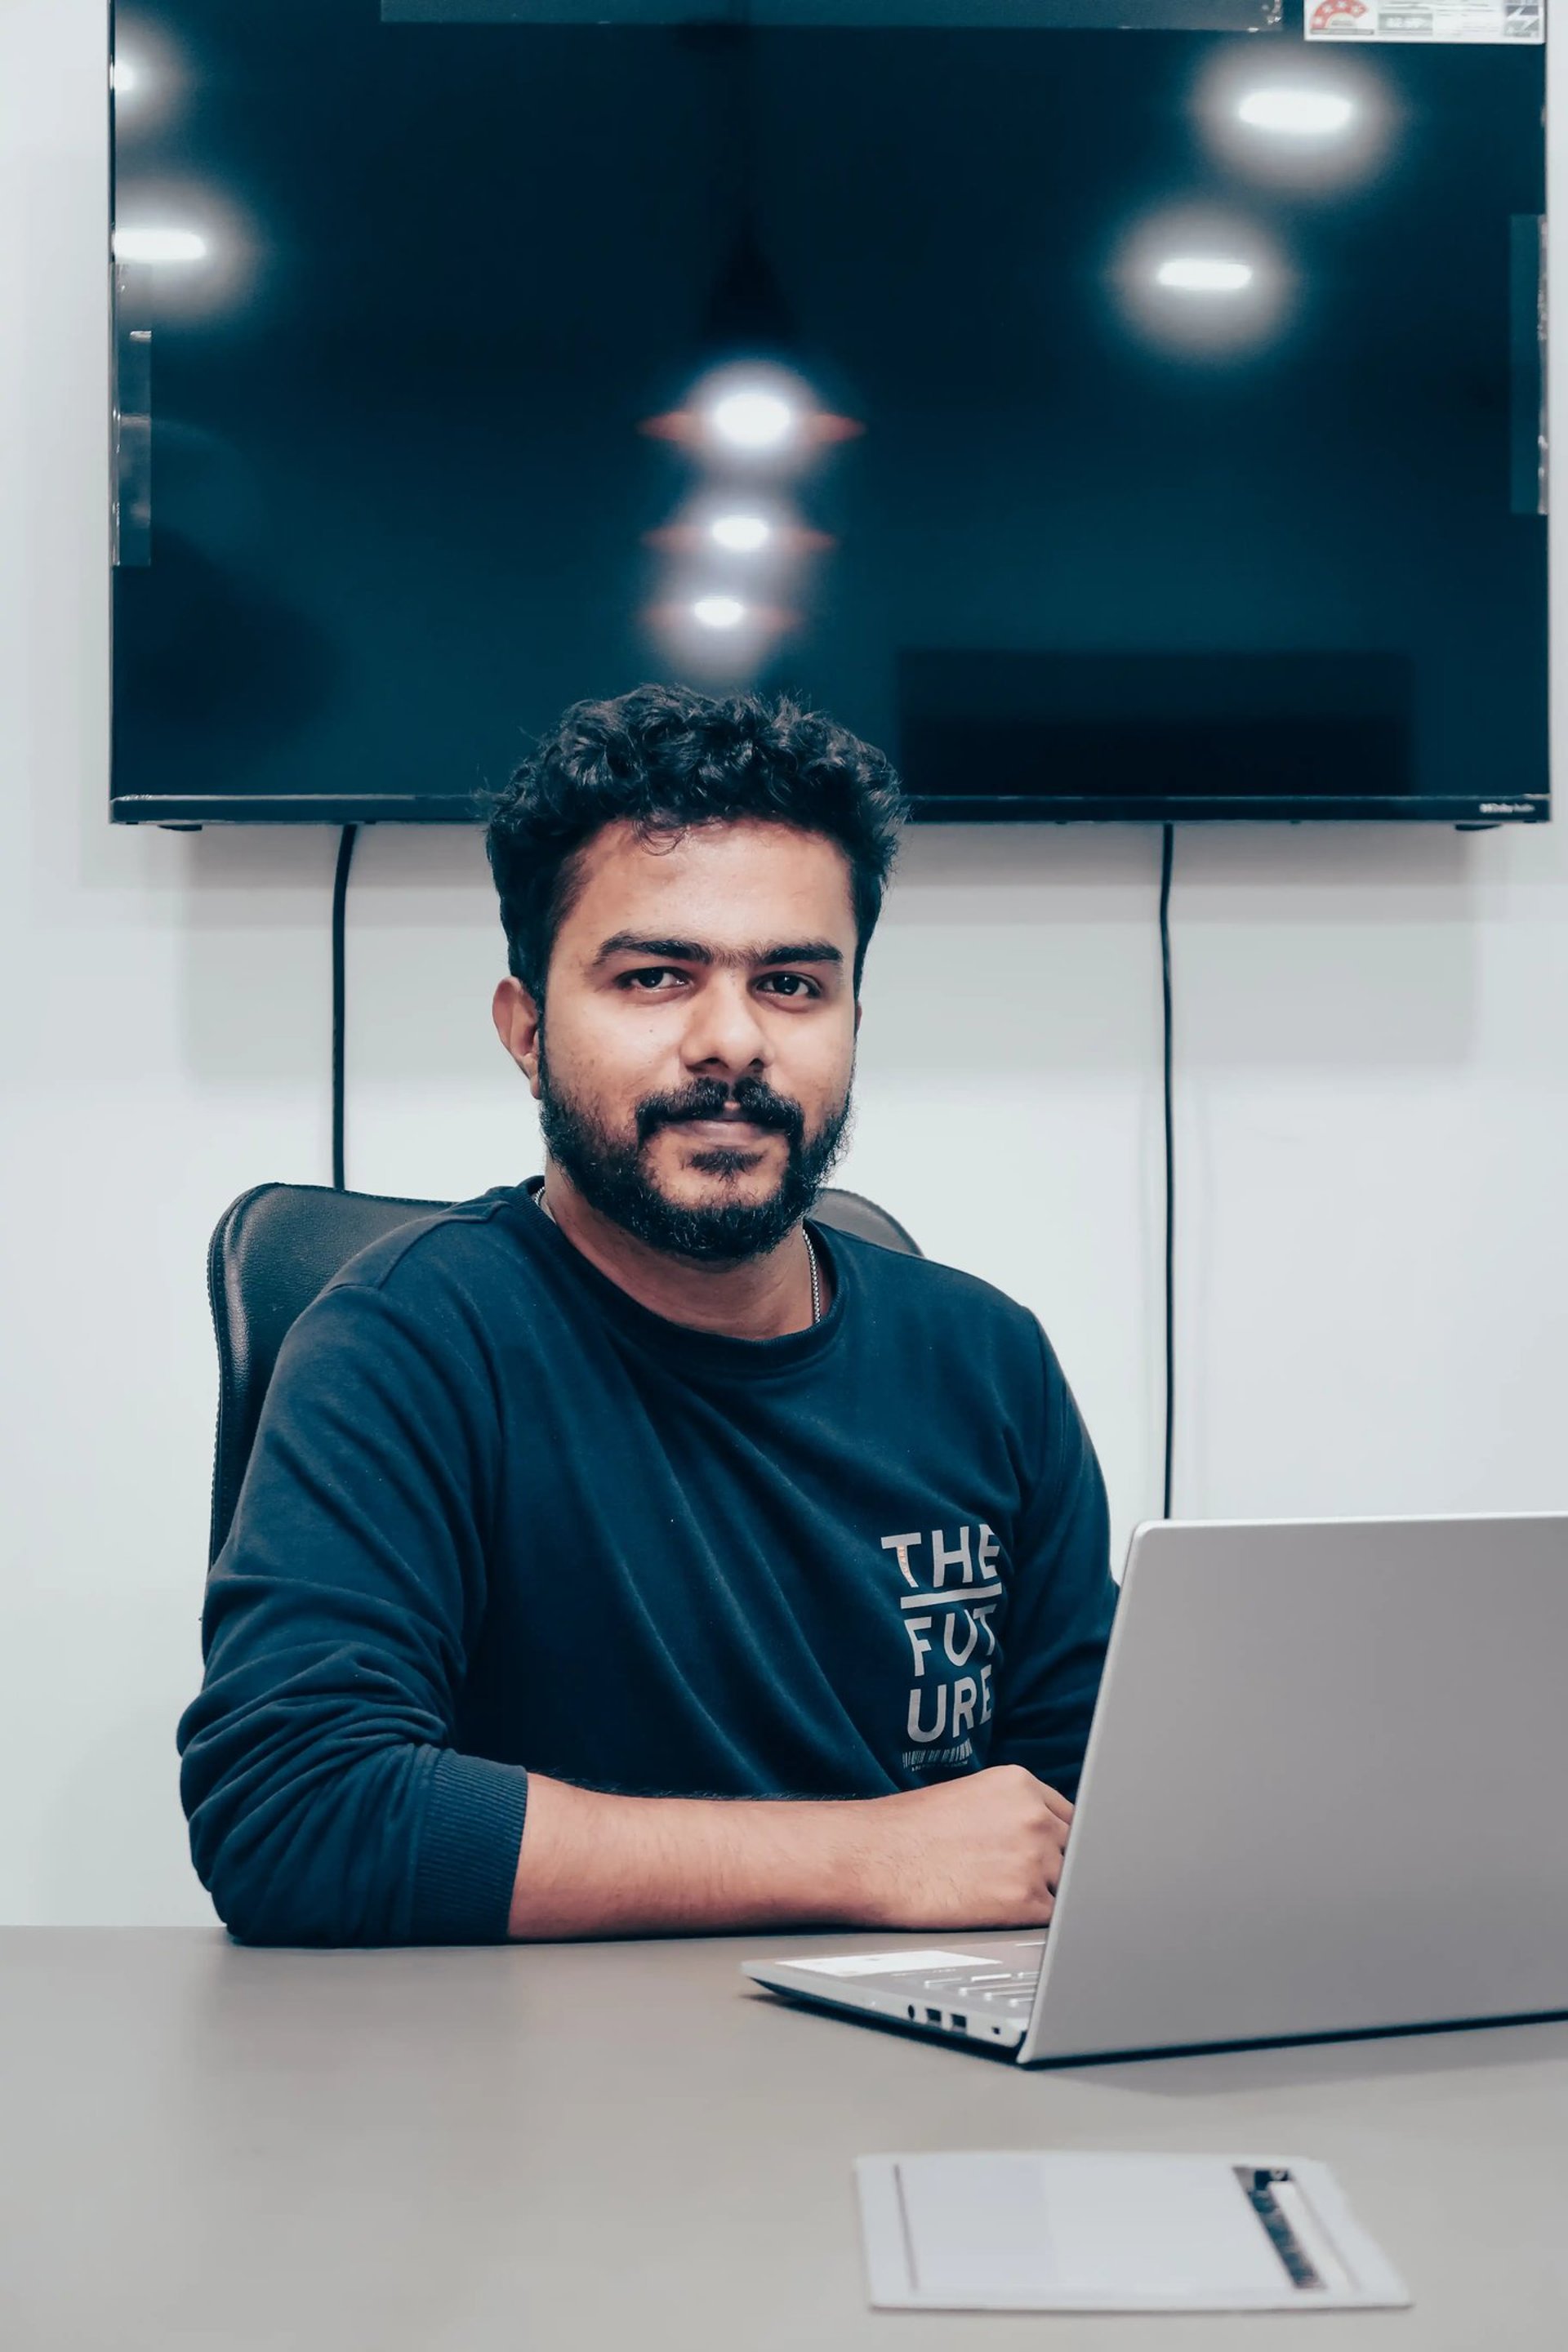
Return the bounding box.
[856,2151,1411,2313]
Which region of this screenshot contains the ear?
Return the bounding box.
[492,976,544,1102]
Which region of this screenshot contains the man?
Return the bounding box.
[179,682,1116,1946]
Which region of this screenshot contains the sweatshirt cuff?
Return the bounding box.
[412,1748,530,1943]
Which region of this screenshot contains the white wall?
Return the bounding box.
[3,0,1565,1925]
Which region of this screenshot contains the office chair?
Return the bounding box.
[206,1178,921,1567]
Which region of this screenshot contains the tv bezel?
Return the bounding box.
[110,791,1551,828]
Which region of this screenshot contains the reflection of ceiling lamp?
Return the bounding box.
[712,390,794,451]
[693,595,747,630]
[644,590,796,643]
[1156,256,1254,293]
[653,42,862,457]
[710,514,771,551]
[110,22,194,133]
[1112,208,1288,358]
[114,225,207,262]
[1196,50,1384,191]
[639,365,862,460]
[1238,87,1354,136]
[642,501,834,559]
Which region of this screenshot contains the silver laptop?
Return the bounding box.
[743,1513,1568,2065]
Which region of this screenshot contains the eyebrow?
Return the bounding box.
[590,933,845,971]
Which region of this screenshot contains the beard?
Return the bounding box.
[536,1036,853,1264]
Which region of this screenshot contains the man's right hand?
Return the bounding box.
[507,1762,1073,1940]
[852,1764,1074,1931]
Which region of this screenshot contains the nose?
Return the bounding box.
[679,973,772,1081]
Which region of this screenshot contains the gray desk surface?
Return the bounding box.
[2,1928,1565,2350]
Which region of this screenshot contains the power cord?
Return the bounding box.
[1159,822,1175,1520]
[331,825,359,1191]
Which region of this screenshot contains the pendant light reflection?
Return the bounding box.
[693,595,746,630]
[1156,256,1254,293]
[114,226,208,263]
[712,390,794,452]
[642,498,833,562]
[1196,49,1388,190]
[111,188,258,318]
[110,21,187,134]
[1113,211,1289,359]
[639,360,857,675]
[710,514,771,552]
[1238,87,1354,136]
[639,364,862,468]
[644,587,799,677]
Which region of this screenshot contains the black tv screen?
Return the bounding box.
[109,2,1548,826]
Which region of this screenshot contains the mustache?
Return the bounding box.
[635,1077,804,1147]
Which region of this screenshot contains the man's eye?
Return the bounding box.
[760,973,819,1000]
[620,967,684,991]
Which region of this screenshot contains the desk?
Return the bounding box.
[1,1929,1563,2350]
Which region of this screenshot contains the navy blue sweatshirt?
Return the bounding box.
[178,1180,1116,1946]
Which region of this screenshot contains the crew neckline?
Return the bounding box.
[500,1176,850,1381]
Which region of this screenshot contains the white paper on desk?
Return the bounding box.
[856,2150,1412,2312]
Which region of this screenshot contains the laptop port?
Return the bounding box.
[924,2007,942,2024]
[907,2004,917,2020]
[951,2014,968,2030]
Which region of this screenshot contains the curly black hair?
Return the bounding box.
[480,681,907,1002]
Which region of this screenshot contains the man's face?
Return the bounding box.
[495,817,862,1263]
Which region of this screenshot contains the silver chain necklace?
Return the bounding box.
[537,1183,822,1327]
[804,1226,822,1326]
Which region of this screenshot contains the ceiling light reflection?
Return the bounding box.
[1112,209,1289,358]
[639,363,862,463]
[1156,256,1254,293]
[641,502,833,562]
[710,514,772,552]
[114,226,207,263]
[693,595,747,629]
[710,391,795,452]
[1196,50,1388,192]
[644,588,797,670]
[1238,87,1354,136]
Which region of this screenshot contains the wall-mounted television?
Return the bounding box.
[109,1,1547,826]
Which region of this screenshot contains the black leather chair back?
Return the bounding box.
[206,1179,920,1566]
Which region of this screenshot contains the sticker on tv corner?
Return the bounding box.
[1307,0,1542,37]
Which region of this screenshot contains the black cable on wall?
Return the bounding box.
[1159,822,1175,1520]
[331,824,359,1192]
